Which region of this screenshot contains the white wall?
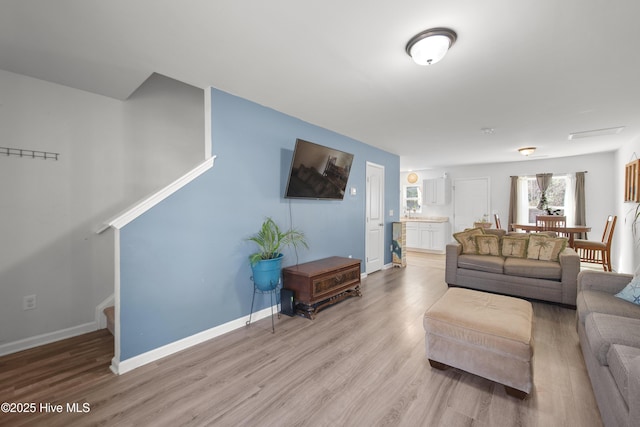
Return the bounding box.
[0,70,125,346]
[123,73,206,201]
[0,70,204,349]
[401,151,623,270]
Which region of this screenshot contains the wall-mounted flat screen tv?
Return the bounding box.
[284,139,354,200]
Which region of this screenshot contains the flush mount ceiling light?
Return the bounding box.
[518,147,536,156]
[406,27,457,66]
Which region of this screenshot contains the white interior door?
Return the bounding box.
[453,177,490,233]
[366,162,384,273]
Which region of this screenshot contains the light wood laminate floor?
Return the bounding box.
[0,252,602,426]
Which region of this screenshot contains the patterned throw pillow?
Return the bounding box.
[475,234,500,256]
[501,236,528,258]
[615,276,640,305]
[527,234,568,262]
[453,228,485,254]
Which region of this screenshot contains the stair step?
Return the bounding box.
[103,306,115,336]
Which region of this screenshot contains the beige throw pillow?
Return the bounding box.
[501,236,528,258]
[527,234,567,261]
[475,234,501,256]
[453,227,485,254]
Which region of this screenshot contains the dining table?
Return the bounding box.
[510,223,591,248]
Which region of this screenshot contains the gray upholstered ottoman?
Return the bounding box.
[423,287,534,398]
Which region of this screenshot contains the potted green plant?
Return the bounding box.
[247,217,308,291]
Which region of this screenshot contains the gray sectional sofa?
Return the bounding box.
[445,229,581,305]
[577,270,640,427]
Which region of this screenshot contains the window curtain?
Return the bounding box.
[517,177,530,223]
[575,171,587,239]
[536,173,553,212]
[508,176,518,231]
[564,174,576,225]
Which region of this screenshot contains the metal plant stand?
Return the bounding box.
[246,278,282,333]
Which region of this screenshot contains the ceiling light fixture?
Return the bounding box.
[568,126,625,140]
[406,28,457,66]
[518,147,536,156]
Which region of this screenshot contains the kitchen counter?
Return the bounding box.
[402,218,451,253]
[401,217,449,223]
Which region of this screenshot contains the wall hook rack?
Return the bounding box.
[1,146,59,160]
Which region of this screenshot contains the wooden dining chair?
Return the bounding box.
[573,215,617,271]
[535,215,568,237]
[494,213,502,229]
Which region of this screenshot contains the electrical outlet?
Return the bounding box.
[23,294,36,311]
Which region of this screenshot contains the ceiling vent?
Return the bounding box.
[568,126,625,140]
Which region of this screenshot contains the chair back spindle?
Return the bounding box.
[535,215,567,237]
[535,215,566,230]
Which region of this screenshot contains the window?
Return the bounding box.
[517,175,575,224]
[404,185,422,214]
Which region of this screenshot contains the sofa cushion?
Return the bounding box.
[423,288,534,362]
[458,254,504,274]
[536,231,559,238]
[615,275,640,305]
[526,234,567,262]
[484,228,506,238]
[453,227,485,254]
[607,344,640,406]
[584,312,640,365]
[475,234,501,256]
[576,290,640,325]
[508,231,557,238]
[503,257,562,280]
[501,236,528,258]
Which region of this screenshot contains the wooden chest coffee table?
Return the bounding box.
[282,256,362,319]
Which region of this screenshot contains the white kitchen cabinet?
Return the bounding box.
[405,222,420,248]
[424,177,450,205]
[405,221,450,253]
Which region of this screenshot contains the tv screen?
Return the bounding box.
[284,139,354,200]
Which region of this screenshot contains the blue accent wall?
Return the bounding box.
[119,88,399,360]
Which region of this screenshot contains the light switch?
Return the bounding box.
[389,209,394,216]
[350,187,357,196]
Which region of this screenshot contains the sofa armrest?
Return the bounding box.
[577,270,633,295]
[559,247,580,305]
[445,243,461,285]
[631,356,640,422]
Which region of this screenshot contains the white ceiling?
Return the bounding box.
[2,0,638,170]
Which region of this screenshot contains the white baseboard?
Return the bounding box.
[361,264,391,277]
[0,322,98,357]
[113,305,279,375]
[109,357,120,375]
